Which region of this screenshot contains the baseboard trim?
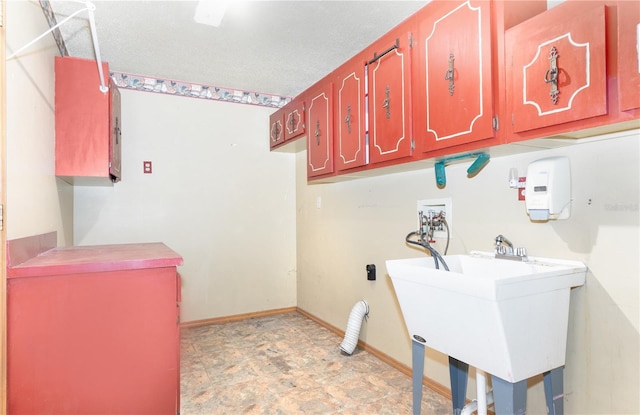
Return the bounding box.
[180,306,452,402]
[296,307,453,401]
[180,306,297,328]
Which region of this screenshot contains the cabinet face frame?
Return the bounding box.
[306,82,334,178]
[412,0,495,153]
[506,3,607,135]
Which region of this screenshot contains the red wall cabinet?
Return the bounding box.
[269,108,285,149]
[7,236,183,415]
[306,80,335,178]
[284,98,306,141]
[617,0,640,112]
[55,56,122,183]
[413,0,494,152]
[334,52,368,172]
[412,1,546,154]
[367,21,415,165]
[506,2,608,139]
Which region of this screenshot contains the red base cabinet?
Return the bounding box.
[7,234,183,415]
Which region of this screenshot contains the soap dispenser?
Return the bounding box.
[525,156,571,221]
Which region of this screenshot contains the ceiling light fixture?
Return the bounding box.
[194,0,230,27]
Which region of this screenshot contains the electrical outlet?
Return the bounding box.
[417,198,452,239]
[366,264,376,281]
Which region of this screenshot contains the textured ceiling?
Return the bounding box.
[50,1,428,98]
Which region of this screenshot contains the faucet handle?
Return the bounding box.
[496,245,508,255]
[516,247,527,257]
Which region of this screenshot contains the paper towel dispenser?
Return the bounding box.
[525,156,571,221]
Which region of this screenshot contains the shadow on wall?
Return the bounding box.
[581,273,639,414]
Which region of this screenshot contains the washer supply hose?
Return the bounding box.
[405,231,449,271]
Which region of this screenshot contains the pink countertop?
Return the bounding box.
[7,233,183,278]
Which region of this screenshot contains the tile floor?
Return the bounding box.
[180,312,451,414]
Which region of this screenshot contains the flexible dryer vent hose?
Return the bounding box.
[339,300,369,355]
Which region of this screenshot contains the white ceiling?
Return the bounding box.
[49,1,428,98]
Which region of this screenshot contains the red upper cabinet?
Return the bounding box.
[506,2,607,137]
[617,0,640,112]
[284,99,306,141]
[367,19,415,165]
[334,52,368,172]
[412,1,546,154]
[306,80,334,178]
[413,0,494,152]
[269,108,285,149]
[55,56,122,184]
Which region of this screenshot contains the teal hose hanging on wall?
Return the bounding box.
[434,152,490,188]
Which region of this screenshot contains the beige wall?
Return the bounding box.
[73,90,298,323]
[296,130,639,414]
[5,0,73,245]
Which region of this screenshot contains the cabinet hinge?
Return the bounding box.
[411,138,415,151]
[0,1,4,27]
[409,33,414,48]
[0,204,4,231]
[492,116,499,131]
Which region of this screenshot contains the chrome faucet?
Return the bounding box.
[494,235,514,255]
[494,235,527,261]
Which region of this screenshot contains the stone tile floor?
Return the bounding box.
[180,312,450,414]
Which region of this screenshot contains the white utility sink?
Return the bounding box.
[386,251,587,383]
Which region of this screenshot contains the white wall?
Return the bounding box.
[6,0,73,245]
[296,130,639,414]
[73,90,297,322]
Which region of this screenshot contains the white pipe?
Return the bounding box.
[85,1,108,93]
[339,300,369,355]
[460,390,494,415]
[7,6,89,60]
[8,0,108,94]
[476,369,487,415]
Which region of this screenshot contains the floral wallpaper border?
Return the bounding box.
[110,72,291,108]
[39,2,292,109]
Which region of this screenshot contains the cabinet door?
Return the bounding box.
[55,56,112,180]
[617,0,640,112]
[507,3,607,133]
[307,82,334,178]
[284,99,306,141]
[109,79,122,182]
[413,0,494,152]
[269,108,285,149]
[335,54,367,171]
[368,24,413,165]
